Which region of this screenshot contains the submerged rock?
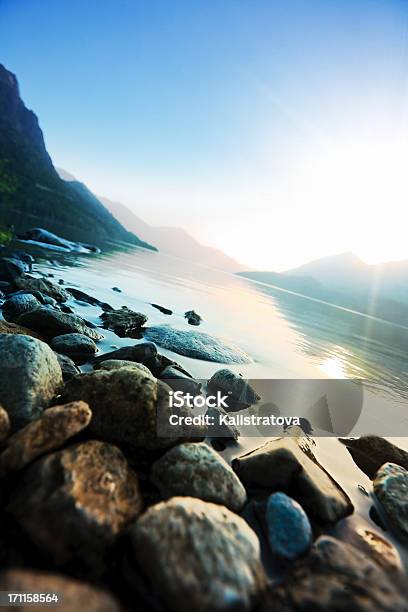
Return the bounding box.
[13,275,70,302]
[232,436,353,525]
[0,401,91,476]
[66,287,113,311]
[0,569,121,612]
[56,352,81,382]
[150,442,247,512]
[374,462,408,540]
[0,406,10,442]
[260,536,406,612]
[100,306,148,337]
[151,303,173,315]
[265,492,312,561]
[2,293,42,322]
[340,436,408,479]
[8,441,142,569]
[50,333,98,362]
[184,309,202,326]
[144,325,252,364]
[208,369,260,410]
[92,341,157,365]
[0,334,63,427]
[130,496,265,612]
[18,306,104,341]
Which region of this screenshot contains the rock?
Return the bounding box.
[373,462,408,540]
[160,365,201,394]
[2,293,42,322]
[208,369,260,410]
[0,401,91,476]
[92,341,157,365]
[144,352,193,378]
[232,436,353,525]
[0,405,10,442]
[0,257,26,282]
[130,497,265,612]
[56,352,81,382]
[260,536,406,612]
[0,569,121,612]
[50,333,98,362]
[265,492,312,561]
[100,306,148,337]
[13,275,70,302]
[339,436,408,479]
[17,306,104,341]
[205,405,240,441]
[184,309,202,326]
[151,303,173,315]
[144,325,252,364]
[66,287,113,311]
[112,286,122,292]
[94,359,153,377]
[8,441,142,568]
[0,319,44,340]
[150,442,247,512]
[19,227,100,254]
[61,367,204,452]
[0,334,63,427]
[8,250,34,268]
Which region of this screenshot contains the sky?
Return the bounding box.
[1,0,408,270]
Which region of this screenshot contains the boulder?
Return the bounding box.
[340,436,408,479]
[265,492,312,561]
[374,462,408,540]
[150,442,247,512]
[130,496,265,612]
[50,333,98,362]
[92,341,157,365]
[100,306,148,337]
[2,293,42,322]
[0,319,44,340]
[0,334,63,426]
[94,359,153,377]
[55,352,81,382]
[232,436,353,525]
[208,369,260,411]
[0,257,26,282]
[17,306,104,341]
[184,310,202,326]
[13,275,70,302]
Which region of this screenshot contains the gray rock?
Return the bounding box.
[94,359,153,377]
[340,436,408,479]
[205,405,240,441]
[374,462,408,540]
[0,334,63,426]
[0,257,25,282]
[100,306,147,337]
[260,536,406,611]
[8,441,142,570]
[17,306,104,341]
[2,293,42,322]
[208,369,260,410]
[184,310,202,326]
[130,496,265,612]
[92,341,157,365]
[13,275,70,302]
[232,436,353,525]
[56,352,81,382]
[144,325,252,364]
[50,333,98,361]
[265,492,312,561]
[150,442,247,512]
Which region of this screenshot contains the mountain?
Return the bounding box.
[0,64,156,250]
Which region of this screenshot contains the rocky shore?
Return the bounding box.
[0,242,407,611]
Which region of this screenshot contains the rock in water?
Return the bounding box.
[374,462,408,540]
[92,341,157,365]
[8,441,142,569]
[130,497,265,612]
[50,333,98,361]
[340,436,408,479]
[144,325,252,364]
[100,307,147,337]
[0,569,121,612]
[184,310,202,326]
[0,334,63,426]
[2,293,42,322]
[150,442,247,512]
[260,536,406,612]
[0,401,91,476]
[232,436,353,525]
[265,492,312,561]
[13,275,70,302]
[208,369,260,410]
[0,406,10,442]
[17,306,104,340]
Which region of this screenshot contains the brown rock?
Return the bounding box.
[232,436,353,525]
[339,436,408,479]
[130,496,265,612]
[0,568,120,611]
[0,319,44,340]
[0,401,91,476]
[100,306,148,337]
[0,405,10,442]
[8,441,142,568]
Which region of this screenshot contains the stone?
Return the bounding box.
[0,257,26,282]
[2,293,42,322]
[94,359,153,377]
[144,325,252,364]
[373,462,408,540]
[184,309,202,325]
[150,442,247,512]
[56,352,81,382]
[160,365,201,394]
[205,405,240,440]
[339,436,408,479]
[0,319,44,340]
[100,306,148,337]
[265,492,312,561]
[130,497,265,612]
[19,227,100,254]
[13,275,70,302]
[61,367,203,452]
[66,287,113,311]
[260,536,406,612]
[0,569,121,612]
[0,334,63,427]
[50,333,98,361]
[17,306,104,340]
[232,436,353,525]
[151,303,172,315]
[0,405,10,442]
[92,341,157,365]
[8,441,142,569]
[0,401,91,476]
[208,369,260,410]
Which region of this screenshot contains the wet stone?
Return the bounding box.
[340,436,408,479]
[2,293,42,322]
[17,306,104,341]
[100,306,148,337]
[374,462,408,541]
[265,492,312,561]
[50,333,98,362]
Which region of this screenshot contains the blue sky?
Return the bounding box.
[1,0,408,269]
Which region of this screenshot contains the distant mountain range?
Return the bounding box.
[0,64,155,250]
[239,252,408,326]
